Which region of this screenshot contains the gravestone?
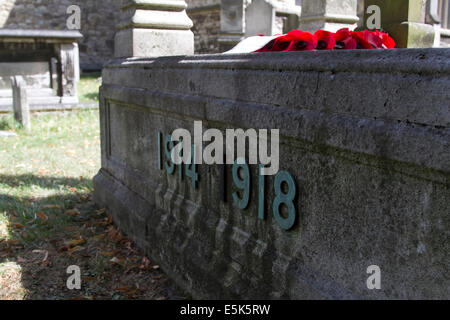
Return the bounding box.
[218,0,301,51]
[299,0,359,32]
[10,76,30,131]
[0,29,82,110]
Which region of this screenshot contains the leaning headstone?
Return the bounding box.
[10,76,31,131]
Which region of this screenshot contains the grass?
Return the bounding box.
[0,110,183,299]
[78,72,101,103]
[0,110,100,227]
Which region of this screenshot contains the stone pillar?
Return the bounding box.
[364,0,435,48]
[115,0,194,58]
[299,0,359,32]
[425,0,442,47]
[10,76,30,132]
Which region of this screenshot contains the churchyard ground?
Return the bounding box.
[0,101,185,299]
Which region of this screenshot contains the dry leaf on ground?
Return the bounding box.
[36,212,48,221]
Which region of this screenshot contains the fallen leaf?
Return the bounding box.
[124,241,137,253]
[82,276,95,282]
[94,215,113,227]
[43,204,61,209]
[66,209,80,217]
[124,264,140,274]
[140,257,152,270]
[107,226,122,242]
[41,260,52,267]
[36,212,48,221]
[95,208,106,215]
[5,239,20,246]
[93,233,105,240]
[11,223,25,229]
[109,256,126,267]
[102,249,121,257]
[65,238,86,248]
[0,251,10,258]
[67,246,85,254]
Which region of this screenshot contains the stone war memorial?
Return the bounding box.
[92,0,449,300]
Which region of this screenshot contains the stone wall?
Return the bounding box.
[0,0,121,70]
[94,49,450,299]
[0,0,300,63]
[188,8,222,54]
[0,0,224,63]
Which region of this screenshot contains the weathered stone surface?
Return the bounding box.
[188,7,222,54]
[365,0,435,48]
[0,62,50,90]
[95,49,450,299]
[246,0,276,37]
[115,29,194,58]
[11,76,30,131]
[115,0,194,58]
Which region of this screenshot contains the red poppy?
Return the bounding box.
[255,35,290,52]
[351,30,377,49]
[252,28,395,53]
[314,30,336,50]
[379,31,396,49]
[255,30,317,52]
[285,30,317,51]
[334,28,357,49]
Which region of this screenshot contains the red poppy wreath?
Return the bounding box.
[225,28,395,54]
